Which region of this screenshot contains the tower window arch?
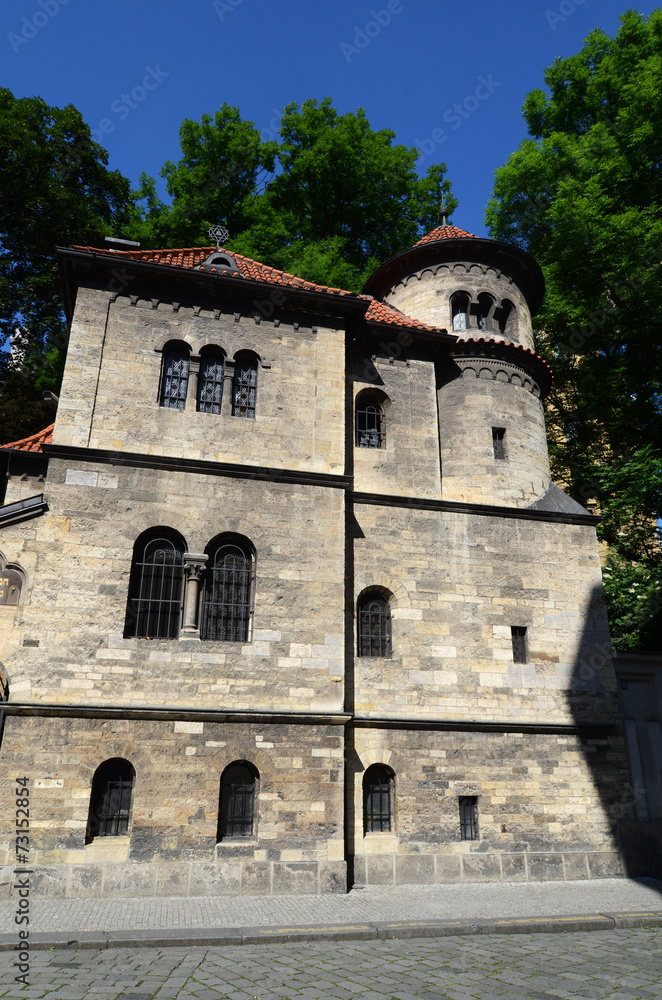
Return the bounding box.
[355,391,387,449]
[451,292,470,332]
[85,758,135,843]
[363,764,394,833]
[495,298,516,337]
[232,353,258,418]
[201,535,255,642]
[124,529,186,639]
[197,348,225,414]
[159,342,190,409]
[218,761,258,840]
[476,293,496,333]
[357,589,392,657]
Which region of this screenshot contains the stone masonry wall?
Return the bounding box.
[352,503,618,725]
[382,261,535,350]
[0,715,345,898]
[350,726,629,888]
[3,458,345,712]
[55,289,346,476]
[438,373,550,506]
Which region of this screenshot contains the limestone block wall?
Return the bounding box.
[438,375,550,506]
[350,726,629,886]
[352,503,618,725]
[0,716,345,898]
[55,291,346,476]
[382,262,535,351]
[351,355,441,500]
[5,458,345,712]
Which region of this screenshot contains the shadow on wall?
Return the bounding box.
[568,586,662,885]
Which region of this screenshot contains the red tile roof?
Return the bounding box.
[414,225,477,246]
[72,245,355,298]
[71,244,451,336]
[458,337,553,378]
[0,423,54,452]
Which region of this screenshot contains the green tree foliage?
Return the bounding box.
[0,89,131,440]
[126,99,456,292]
[486,10,662,650]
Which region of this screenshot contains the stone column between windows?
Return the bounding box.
[188,357,200,410]
[181,553,208,639]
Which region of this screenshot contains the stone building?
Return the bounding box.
[0,223,634,900]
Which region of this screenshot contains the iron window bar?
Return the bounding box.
[358,595,392,657]
[201,544,253,642]
[364,766,392,833]
[160,351,189,409]
[197,355,224,413]
[96,779,133,837]
[232,358,258,418]
[356,402,385,448]
[459,796,479,841]
[127,538,184,639]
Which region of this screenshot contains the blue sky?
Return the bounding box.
[2,0,660,240]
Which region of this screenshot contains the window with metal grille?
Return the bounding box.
[459,796,479,841]
[451,293,470,332]
[232,355,258,418]
[511,626,528,664]
[159,347,190,409]
[477,292,495,332]
[364,764,393,833]
[201,539,254,642]
[197,353,225,413]
[86,758,135,843]
[218,762,257,840]
[124,532,185,639]
[357,591,392,657]
[356,399,385,448]
[492,427,506,460]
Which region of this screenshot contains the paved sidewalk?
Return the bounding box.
[1,877,661,950]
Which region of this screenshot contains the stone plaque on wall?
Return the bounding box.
[0,569,22,606]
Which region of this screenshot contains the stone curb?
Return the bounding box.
[1,911,662,951]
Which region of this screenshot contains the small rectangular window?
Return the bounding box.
[459,796,479,841]
[492,427,506,460]
[511,626,528,664]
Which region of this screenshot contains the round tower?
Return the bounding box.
[363,222,552,506]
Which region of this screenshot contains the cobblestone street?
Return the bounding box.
[1,929,661,1000]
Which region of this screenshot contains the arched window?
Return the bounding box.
[124,529,186,639]
[496,298,516,336]
[451,293,470,332]
[363,764,394,833]
[201,536,254,642]
[159,344,190,409]
[218,761,258,840]
[476,293,495,332]
[355,393,386,448]
[197,350,225,414]
[86,758,135,843]
[232,353,258,418]
[357,590,392,657]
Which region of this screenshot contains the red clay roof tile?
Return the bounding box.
[414,225,477,246]
[0,423,54,452]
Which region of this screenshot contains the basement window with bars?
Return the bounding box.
[492,427,506,460]
[511,626,528,664]
[459,796,479,841]
[86,758,135,843]
[363,764,394,833]
[218,762,258,840]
